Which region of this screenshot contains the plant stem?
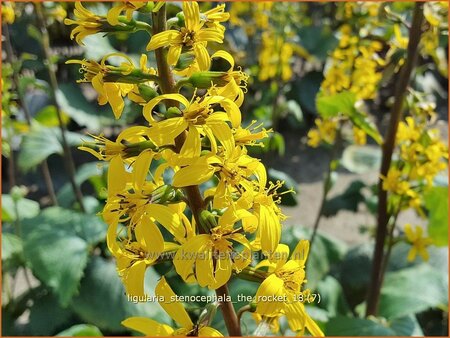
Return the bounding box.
[237,304,252,327]
[151,5,241,336]
[365,3,424,317]
[310,132,340,247]
[35,4,85,211]
[216,284,242,336]
[3,23,58,206]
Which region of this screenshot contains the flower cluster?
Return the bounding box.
[68,2,322,336]
[382,99,448,215]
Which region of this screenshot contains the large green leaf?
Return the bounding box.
[21,207,107,306]
[297,26,338,61]
[379,264,448,319]
[1,195,40,222]
[18,126,85,172]
[57,162,106,208]
[338,243,373,310]
[389,315,424,336]
[316,276,351,317]
[323,180,366,217]
[23,288,74,335]
[18,127,62,172]
[424,186,448,246]
[56,324,103,337]
[55,83,113,132]
[2,233,24,271]
[71,257,167,333]
[316,91,357,118]
[325,316,396,336]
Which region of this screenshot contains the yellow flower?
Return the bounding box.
[353,126,367,145]
[146,2,224,70]
[122,277,222,336]
[381,167,411,195]
[202,3,230,30]
[78,126,155,161]
[2,2,15,24]
[307,118,338,147]
[254,242,324,336]
[105,155,190,296]
[258,32,293,82]
[64,2,103,45]
[67,54,138,119]
[143,93,240,159]
[207,51,249,107]
[233,120,271,147]
[404,224,433,262]
[173,208,254,289]
[107,1,146,26]
[397,117,421,143]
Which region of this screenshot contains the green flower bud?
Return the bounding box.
[188,71,229,88]
[138,84,158,101]
[166,107,182,118]
[199,210,218,232]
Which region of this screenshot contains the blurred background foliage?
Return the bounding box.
[1,1,448,336]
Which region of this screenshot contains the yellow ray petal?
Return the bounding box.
[122,317,174,336]
[198,326,223,337]
[146,204,185,241]
[255,274,285,316]
[124,260,147,297]
[136,217,164,262]
[156,277,193,328]
[173,164,216,187]
[174,234,210,281]
[291,240,309,268]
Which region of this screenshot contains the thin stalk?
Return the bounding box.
[151,5,241,336]
[237,304,252,327]
[310,132,340,247]
[34,4,85,211]
[3,23,58,205]
[366,3,424,317]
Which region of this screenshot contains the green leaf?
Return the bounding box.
[389,315,424,336]
[341,145,382,174]
[1,195,40,222]
[18,126,85,172]
[57,162,106,208]
[379,264,448,319]
[56,324,103,336]
[424,186,448,246]
[326,316,396,336]
[23,231,88,307]
[348,109,383,145]
[24,288,74,335]
[268,168,298,206]
[71,257,167,333]
[297,26,338,61]
[338,243,373,309]
[323,180,366,217]
[317,276,351,317]
[316,91,357,118]
[289,71,324,113]
[35,105,70,127]
[18,127,62,172]
[55,83,113,132]
[2,233,24,271]
[21,207,107,306]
